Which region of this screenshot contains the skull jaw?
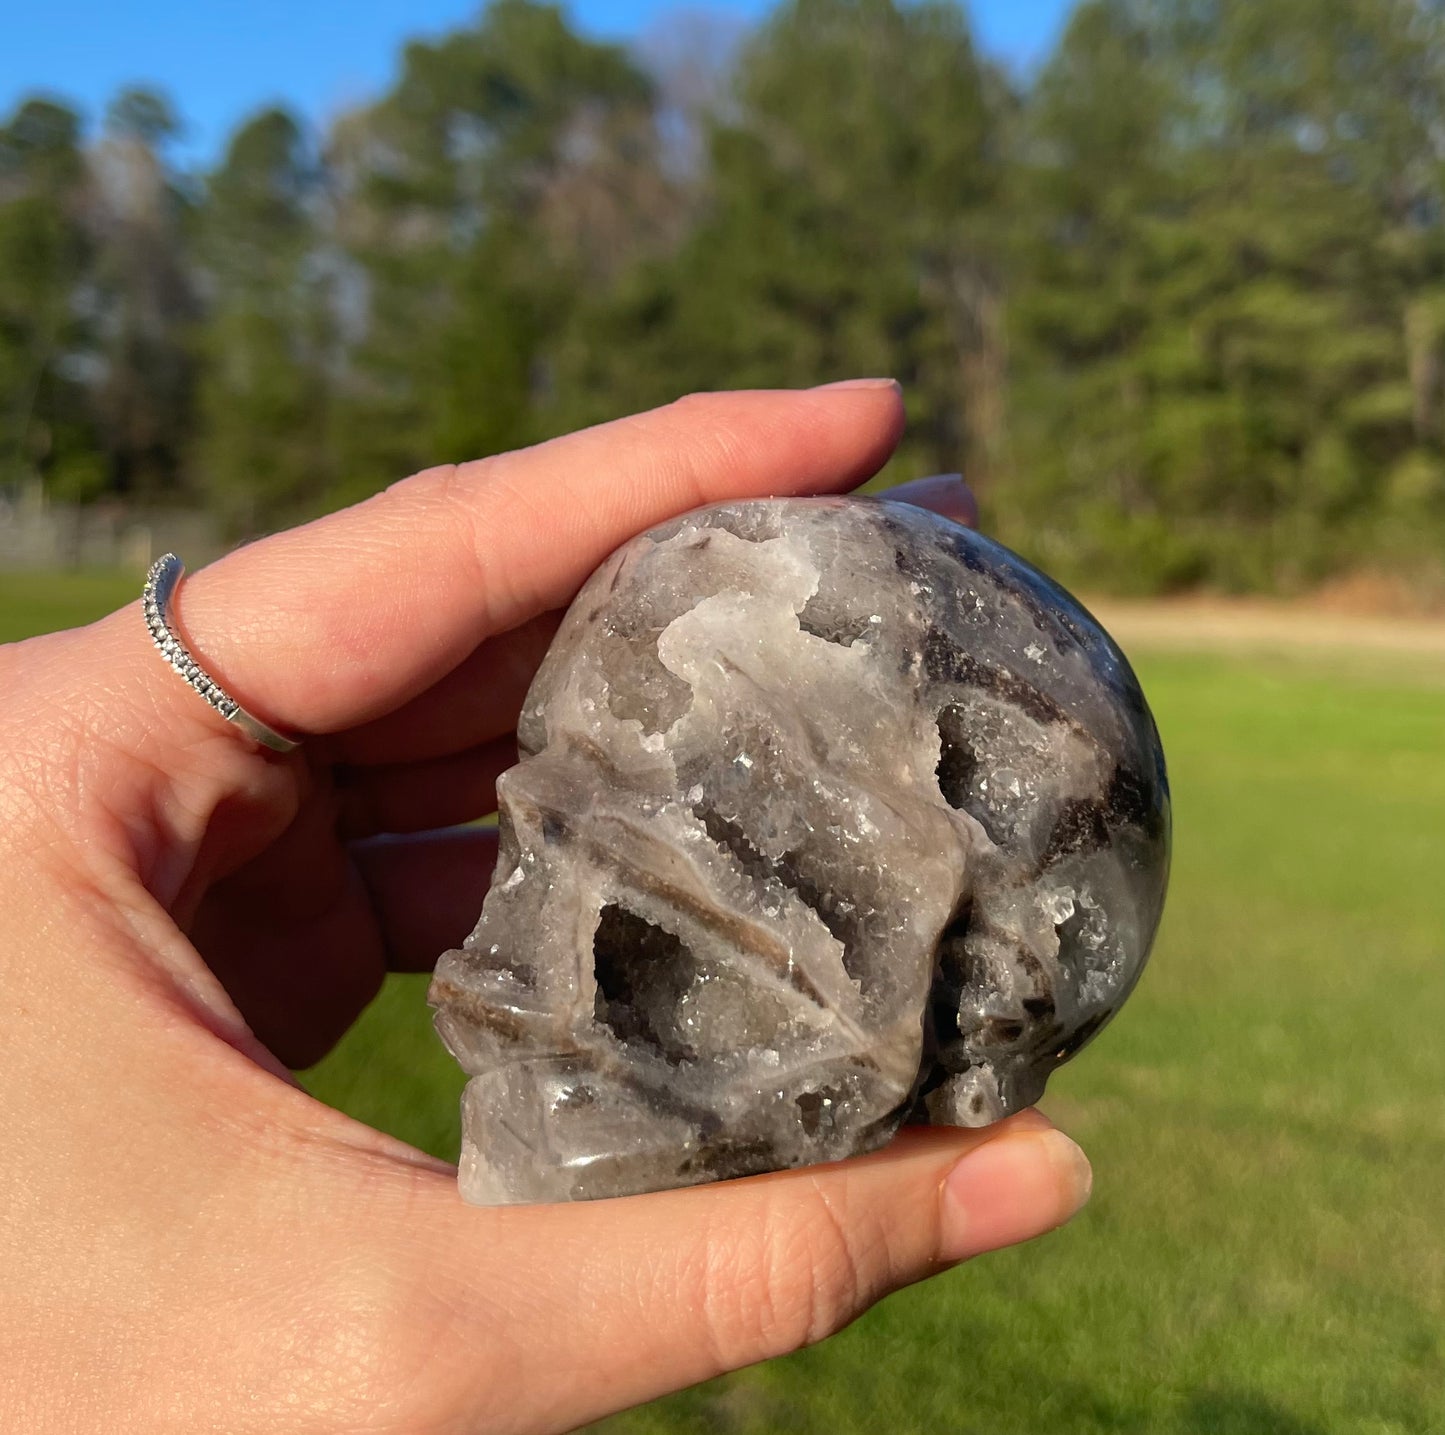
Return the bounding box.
[456,1046,1058,1205]
[456,1053,913,1205]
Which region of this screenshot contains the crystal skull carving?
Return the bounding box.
[430,497,1170,1205]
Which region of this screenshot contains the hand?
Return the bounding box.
[0,384,1089,1434]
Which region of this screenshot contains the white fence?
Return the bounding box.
[0,487,222,572]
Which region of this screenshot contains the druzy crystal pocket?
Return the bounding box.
[430,498,1170,1204]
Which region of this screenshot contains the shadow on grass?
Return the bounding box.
[1177,1389,1329,1435]
[594,1375,1335,1435]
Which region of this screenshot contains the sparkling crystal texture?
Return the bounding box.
[430,498,1170,1204]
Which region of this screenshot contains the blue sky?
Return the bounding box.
[1,0,1075,166]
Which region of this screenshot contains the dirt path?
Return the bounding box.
[1084,596,1445,669]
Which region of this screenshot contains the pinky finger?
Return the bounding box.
[886,473,978,527]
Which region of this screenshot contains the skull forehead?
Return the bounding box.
[432,496,1170,1203]
[523,498,1153,760]
[521,505,932,769]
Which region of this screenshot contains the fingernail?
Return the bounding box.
[939,1130,1092,1263]
[813,377,901,393]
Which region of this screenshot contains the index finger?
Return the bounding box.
[133,383,905,738]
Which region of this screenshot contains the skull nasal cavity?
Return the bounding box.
[593,903,699,1064]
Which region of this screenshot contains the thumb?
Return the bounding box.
[392,1113,1090,1432]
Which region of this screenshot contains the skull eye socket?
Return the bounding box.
[590,897,799,1062]
[592,904,699,1065]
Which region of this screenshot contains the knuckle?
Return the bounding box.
[381,459,463,499]
[663,389,717,418]
[700,1180,884,1369]
[382,460,495,554]
[382,455,523,624]
[650,393,748,509]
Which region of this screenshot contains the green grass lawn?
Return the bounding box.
[0,568,139,644]
[7,573,1443,1433]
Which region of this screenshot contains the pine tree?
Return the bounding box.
[0,97,98,501]
[88,87,197,502]
[559,0,1010,484]
[195,108,333,532]
[326,0,665,500]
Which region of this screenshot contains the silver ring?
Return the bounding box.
[142,553,301,754]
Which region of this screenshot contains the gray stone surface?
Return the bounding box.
[430,498,1170,1204]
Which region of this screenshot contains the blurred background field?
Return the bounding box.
[7,577,1443,1434]
[6,0,1445,1430]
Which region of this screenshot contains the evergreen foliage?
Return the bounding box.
[2,0,1444,590]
